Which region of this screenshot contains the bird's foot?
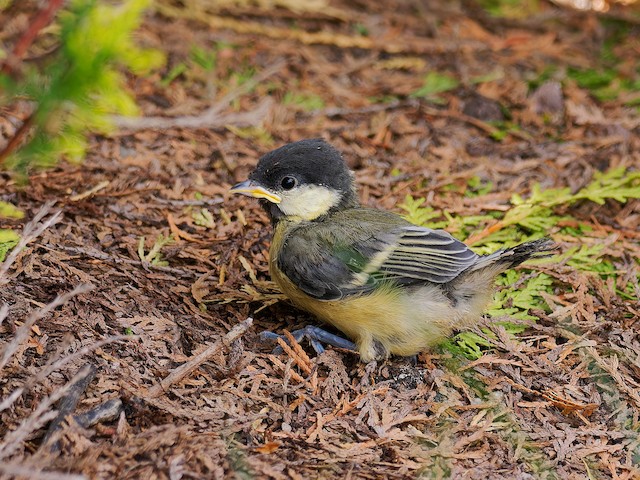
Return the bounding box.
[260,326,356,355]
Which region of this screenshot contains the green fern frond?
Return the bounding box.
[0,229,20,262]
[405,167,640,352]
[399,195,448,228]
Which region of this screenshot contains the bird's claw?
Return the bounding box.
[260,326,356,355]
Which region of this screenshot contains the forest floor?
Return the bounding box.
[1,0,640,478]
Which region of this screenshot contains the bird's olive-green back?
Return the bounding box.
[275,207,479,300]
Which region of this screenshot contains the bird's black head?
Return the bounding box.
[231,139,359,222]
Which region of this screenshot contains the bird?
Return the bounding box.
[231,138,555,362]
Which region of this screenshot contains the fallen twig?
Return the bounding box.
[161,11,487,55]
[0,364,95,461]
[0,114,35,166]
[0,0,65,163]
[112,60,284,132]
[69,180,110,202]
[113,97,273,132]
[74,398,123,429]
[0,0,64,76]
[278,330,313,375]
[146,317,253,398]
[41,364,98,453]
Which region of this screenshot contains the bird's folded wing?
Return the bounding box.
[372,226,479,284]
[278,224,479,301]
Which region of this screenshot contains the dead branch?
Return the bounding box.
[112,60,284,132]
[169,12,487,55]
[40,364,98,452]
[0,114,35,166]
[73,398,123,428]
[0,0,64,76]
[146,317,253,398]
[0,364,95,460]
[113,97,273,132]
[0,0,65,163]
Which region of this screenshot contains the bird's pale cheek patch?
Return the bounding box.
[278,185,341,221]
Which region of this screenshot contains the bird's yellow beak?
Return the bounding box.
[230,179,282,204]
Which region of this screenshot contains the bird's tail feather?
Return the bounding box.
[470,238,556,272]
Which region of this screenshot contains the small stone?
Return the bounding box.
[462,94,505,122]
[530,80,564,116]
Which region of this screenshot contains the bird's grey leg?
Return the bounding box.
[260,326,356,355]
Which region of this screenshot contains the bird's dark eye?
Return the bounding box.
[280,176,297,190]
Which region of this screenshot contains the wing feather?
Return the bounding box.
[369,227,478,284]
[277,216,479,300]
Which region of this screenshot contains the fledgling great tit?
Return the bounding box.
[231,139,555,362]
